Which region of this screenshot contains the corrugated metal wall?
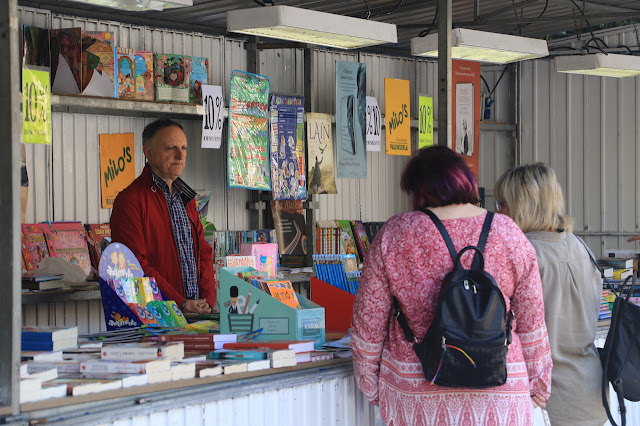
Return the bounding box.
[520,24,640,257]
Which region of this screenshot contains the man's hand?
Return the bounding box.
[628,234,640,242]
[182,299,212,314]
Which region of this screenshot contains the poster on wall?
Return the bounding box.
[269,94,306,200]
[452,60,481,176]
[384,78,411,156]
[227,70,271,190]
[307,112,337,194]
[418,95,434,149]
[22,68,52,145]
[201,84,224,149]
[335,60,367,179]
[99,133,135,209]
[366,96,381,152]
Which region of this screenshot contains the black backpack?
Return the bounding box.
[395,209,513,388]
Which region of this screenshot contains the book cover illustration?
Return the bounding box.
[189,56,209,104]
[85,223,112,275]
[455,82,474,156]
[350,220,370,261]
[116,48,154,101]
[154,53,189,102]
[46,222,92,278]
[269,94,306,200]
[336,220,359,262]
[271,200,306,267]
[22,223,56,271]
[227,70,271,190]
[307,112,337,194]
[22,25,50,68]
[50,28,82,95]
[335,60,367,179]
[81,31,116,98]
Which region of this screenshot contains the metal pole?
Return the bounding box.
[437,0,452,147]
[0,0,22,414]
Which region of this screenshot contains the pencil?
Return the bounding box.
[242,291,252,314]
[248,298,261,314]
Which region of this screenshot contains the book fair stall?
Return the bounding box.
[3,0,640,425]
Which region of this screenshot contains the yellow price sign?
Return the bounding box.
[418,96,434,149]
[22,69,52,144]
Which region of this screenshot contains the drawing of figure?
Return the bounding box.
[229,285,239,314]
[462,119,469,155]
[310,156,323,193]
[118,252,126,270]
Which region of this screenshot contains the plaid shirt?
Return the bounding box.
[151,172,199,300]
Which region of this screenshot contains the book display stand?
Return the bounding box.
[219,267,325,349]
[309,277,355,333]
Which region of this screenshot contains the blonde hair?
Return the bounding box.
[494,163,573,233]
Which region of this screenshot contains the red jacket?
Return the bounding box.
[110,165,215,309]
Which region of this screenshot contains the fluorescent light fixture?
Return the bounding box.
[411,28,548,64]
[554,53,640,78]
[66,0,192,11]
[227,5,397,49]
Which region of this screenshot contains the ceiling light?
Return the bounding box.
[66,0,192,12]
[411,28,548,64]
[554,53,640,78]
[227,5,397,49]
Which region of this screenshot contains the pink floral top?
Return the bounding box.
[352,211,553,426]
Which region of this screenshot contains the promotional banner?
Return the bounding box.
[384,78,411,156]
[201,84,224,149]
[269,94,306,200]
[99,133,135,209]
[418,95,434,149]
[307,112,337,194]
[452,60,481,176]
[366,96,381,152]
[335,60,367,179]
[22,68,52,144]
[227,70,271,190]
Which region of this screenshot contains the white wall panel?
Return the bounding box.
[259,48,304,96]
[521,24,640,256]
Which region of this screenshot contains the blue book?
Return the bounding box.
[22,326,78,342]
[209,349,268,360]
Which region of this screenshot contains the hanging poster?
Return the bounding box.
[227,70,271,190]
[22,68,52,145]
[335,60,367,179]
[452,60,481,176]
[99,133,135,209]
[307,112,337,195]
[418,95,434,149]
[81,31,116,98]
[366,96,381,152]
[201,84,224,149]
[269,94,306,200]
[384,78,411,156]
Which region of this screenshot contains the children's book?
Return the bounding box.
[50,28,82,95]
[22,25,50,68]
[265,280,302,310]
[154,53,189,102]
[81,31,116,98]
[270,200,307,267]
[22,223,56,272]
[188,56,209,104]
[116,47,154,100]
[335,220,360,262]
[350,220,370,261]
[46,222,92,278]
[84,223,111,276]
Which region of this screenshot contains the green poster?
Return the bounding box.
[22,68,52,144]
[418,95,433,149]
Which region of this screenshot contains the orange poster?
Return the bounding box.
[452,60,481,177]
[384,78,411,156]
[99,133,135,209]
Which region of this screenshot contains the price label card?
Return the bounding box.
[22,69,52,144]
[366,96,381,151]
[201,85,224,149]
[418,95,434,149]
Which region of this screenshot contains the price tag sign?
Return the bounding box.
[366,96,381,152]
[418,95,434,149]
[22,69,52,144]
[201,85,224,149]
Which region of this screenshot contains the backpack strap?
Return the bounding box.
[394,298,418,344]
[575,235,620,298]
[472,211,494,269]
[420,209,457,262]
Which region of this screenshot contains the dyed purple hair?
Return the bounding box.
[401,146,479,209]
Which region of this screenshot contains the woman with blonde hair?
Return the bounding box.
[494,163,607,426]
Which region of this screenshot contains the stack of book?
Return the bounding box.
[22,326,78,352]
[312,254,361,295]
[146,332,237,352]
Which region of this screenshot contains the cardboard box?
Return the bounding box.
[219,267,325,349]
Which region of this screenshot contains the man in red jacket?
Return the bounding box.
[110,119,214,313]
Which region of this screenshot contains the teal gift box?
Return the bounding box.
[219,267,325,349]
